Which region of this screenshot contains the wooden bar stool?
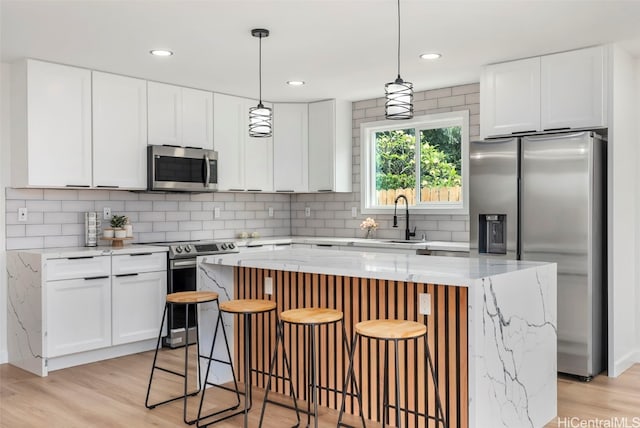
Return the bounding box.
[259,307,367,428]
[198,299,277,428]
[145,291,240,425]
[338,319,448,428]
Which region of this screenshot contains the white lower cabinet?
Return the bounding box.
[112,271,166,345]
[46,276,111,358]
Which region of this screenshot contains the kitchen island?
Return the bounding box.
[197,248,557,428]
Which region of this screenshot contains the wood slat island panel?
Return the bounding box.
[233,266,468,428]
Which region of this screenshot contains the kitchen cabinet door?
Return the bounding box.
[213,93,246,190]
[92,72,148,189]
[147,81,182,146]
[273,103,308,192]
[245,112,274,192]
[181,87,214,150]
[480,57,541,138]
[12,60,92,187]
[541,46,606,130]
[46,276,111,357]
[308,99,352,192]
[112,271,166,345]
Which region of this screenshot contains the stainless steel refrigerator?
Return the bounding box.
[470,131,606,379]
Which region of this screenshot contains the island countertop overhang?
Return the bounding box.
[199,247,552,287]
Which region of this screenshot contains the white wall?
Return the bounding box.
[1,62,11,363]
[608,45,638,377]
[636,57,640,363]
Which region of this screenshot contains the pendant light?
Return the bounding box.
[385,0,413,120]
[249,28,272,137]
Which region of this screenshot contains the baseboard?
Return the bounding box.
[611,349,639,377]
[0,350,8,365]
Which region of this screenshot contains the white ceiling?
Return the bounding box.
[2,0,640,103]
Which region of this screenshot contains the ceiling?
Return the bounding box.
[2,0,640,103]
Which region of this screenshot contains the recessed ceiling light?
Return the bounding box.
[420,52,442,60]
[150,50,174,57]
[286,80,305,86]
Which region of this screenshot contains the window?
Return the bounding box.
[361,110,469,214]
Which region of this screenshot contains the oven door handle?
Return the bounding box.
[204,154,211,187]
[170,259,197,269]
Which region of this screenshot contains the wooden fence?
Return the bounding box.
[377,187,461,205]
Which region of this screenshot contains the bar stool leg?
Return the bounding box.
[308,324,319,428]
[258,320,302,428]
[394,339,401,428]
[425,339,448,428]
[145,303,168,409]
[337,328,366,428]
[196,308,241,427]
[243,313,252,427]
[382,341,389,428]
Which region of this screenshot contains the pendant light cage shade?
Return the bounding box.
[385,78,414,120]
[249,103,273,137]
[385,0,413,120]
[249,28,272,137]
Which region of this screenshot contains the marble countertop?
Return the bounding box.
[232,236,469,252]
[200,247,546,287]
[11,245,168,259]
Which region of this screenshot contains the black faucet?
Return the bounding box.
[393,194,416,241]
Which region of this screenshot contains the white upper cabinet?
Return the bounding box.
[148,82,213,150]
[181,87,214,149]
[480,57,541,138]
[214,93,274,191]
[541,46,606,131]
[308,99,352,192]
[273,103,309,192]
[11,59,92,187]
[481,46,607,138]
[92,72,147,189]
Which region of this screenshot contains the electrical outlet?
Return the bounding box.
[214,207,221,218]
[103,207,111,220]
[305,207,311,217]
[18,208,28,222]
[351,207,357,218]
[419,293,431,315]
[264,277,273,295]
[268,207,274,217]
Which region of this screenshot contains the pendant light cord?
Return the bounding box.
[258,34,263,104]
[396,0,401,79]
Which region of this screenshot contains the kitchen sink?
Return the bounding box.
[382,239,425,244]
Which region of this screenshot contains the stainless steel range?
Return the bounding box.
[152,240,239,348]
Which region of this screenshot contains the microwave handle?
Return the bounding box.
[204,154,211,186]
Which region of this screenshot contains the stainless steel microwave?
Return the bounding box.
[147,145,218,192]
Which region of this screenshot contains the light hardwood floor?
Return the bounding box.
[1,350,639,427]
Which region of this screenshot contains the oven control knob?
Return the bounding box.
[221,243,228,250]
[184,246,191,253]
[228,243,235,249]
[175,246,183,253]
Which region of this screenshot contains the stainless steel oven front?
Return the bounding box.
[165,257,198,348]
[148,145,218,192]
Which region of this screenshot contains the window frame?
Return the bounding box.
[360,110,469,215]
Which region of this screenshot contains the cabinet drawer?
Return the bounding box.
[112,252,167,275]
[45,256,111,281]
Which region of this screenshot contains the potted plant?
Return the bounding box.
[110,215,128,238]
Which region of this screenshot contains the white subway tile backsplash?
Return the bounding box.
[191,230,214,241]
[78,189,111,200]
[124,201,153,212]
[139,211,166,222]
[165,211,190,221]
[110,190,138,201]
[137,232,166,243]
[26,200,62,212]
[5,211,44,225]
[165,231,191,241]
[6,188,44,200]
[190,193,214,202]
[179,201,202,211]
[95,200,125,211]
[26,224,61,237]
[61,224,83,235]
[44,189,78,200]
[6,237,44,250]
[61,201,94,212]
[153,201,179,211]
[139,193,167,201]
[179,221,203,231]
[44,235,82,248]
[191,211,214,221]
[6,225,25,238]
[44,212,81,224]
[153,222,178,232]
[213,193,235,202]
[165,193,190,201]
